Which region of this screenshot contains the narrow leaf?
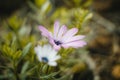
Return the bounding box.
[18,43,32,63]
[21,61,30,74]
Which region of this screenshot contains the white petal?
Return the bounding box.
[34,46,43,57]
[37,56,42,62]
[42,44,51,57]
[47,48,58,60]
[49,55,61,62]
[34,45,41,54]
[48,62,57,66]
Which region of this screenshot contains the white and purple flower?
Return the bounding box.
[39,21,87,50]
[34,44,60,66]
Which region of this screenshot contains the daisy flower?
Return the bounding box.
[34,44,61,66]
[39,21,87,50]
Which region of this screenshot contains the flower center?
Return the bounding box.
[54,40,62,45]
[42,57,49,63]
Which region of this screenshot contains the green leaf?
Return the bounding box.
[42,64,48,74]
[18,43,32,63]
[20,61,30,80]
[21,61,30,74]
[40,71,60,79]
[0,74,13,79]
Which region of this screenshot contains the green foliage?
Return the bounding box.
[7,15,23,31]
[0,37,21,61]
[50,7,92,31]
[17,43,32,64]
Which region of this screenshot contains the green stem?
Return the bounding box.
[13,60,19,80]
[46,65,49,74]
